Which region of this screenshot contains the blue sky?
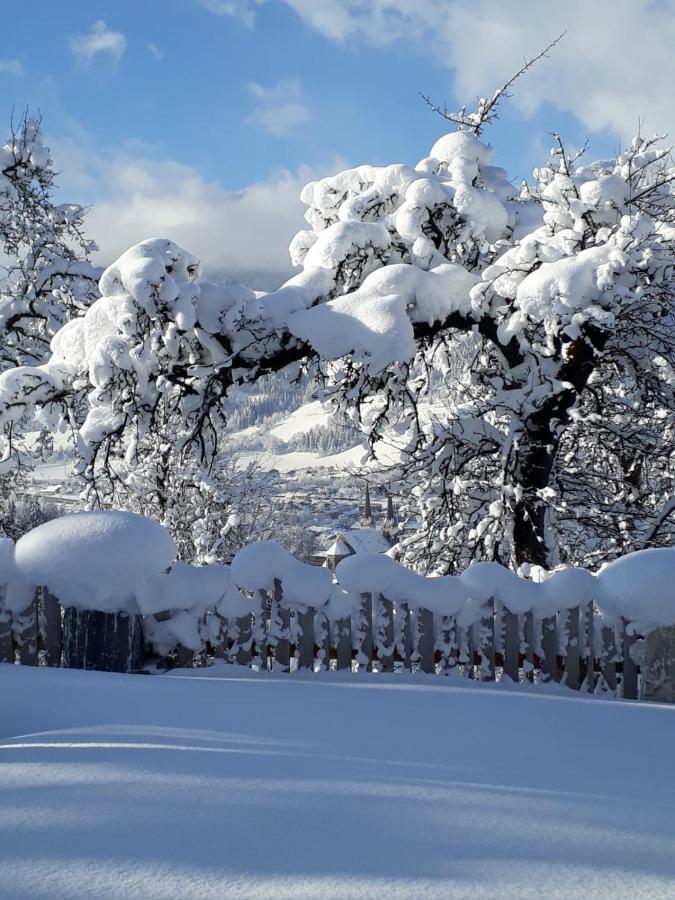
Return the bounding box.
[1,0,671,281]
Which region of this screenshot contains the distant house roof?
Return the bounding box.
[325,538,352,558]
[341,528,391,555]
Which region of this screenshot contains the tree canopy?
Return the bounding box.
[1,92,674,573]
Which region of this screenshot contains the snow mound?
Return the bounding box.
[136,561,230,617]
[597,548,675,632]
[429,131,495,167]
[14,511,176,614]
[232,540,333,610]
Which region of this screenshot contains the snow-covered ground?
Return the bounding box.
[2,664,675,899]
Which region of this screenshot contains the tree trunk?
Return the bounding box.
[512,398,568,568]
[512,335,601,568]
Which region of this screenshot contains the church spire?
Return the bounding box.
[360,484,375,528]
[382,493,398,542]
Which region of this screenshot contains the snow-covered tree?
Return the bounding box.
[122,449,279,564]
[0,237,283,558]
[385,129,675,572]
[2,77,675,575]
[0,114,99,529]
[0,114,99,370]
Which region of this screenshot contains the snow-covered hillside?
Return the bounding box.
[25,371,379,560]
[2,664,675,899]
[223,372,366,472]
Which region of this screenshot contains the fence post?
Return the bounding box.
[212,613,230,661]
[564,606,581,690]
[357,593,374,672]
[62,607,144,673]
[0,586,12,663]
[40,587,63,667]
[417,608,435,674]
[438,615,457,676]
[334,617,352,671]
[600,624,618,692]
[173,644,195,668]
[270,580,290,672]
[621,618,639,700]
[502,608,520,682]
[584,601,595,694]
[641,625,675,703]
[399,602,413,671]
[376,595,395,673]
[235,613,254,667]
[523,611,536,683]
[255,588,270,671]
[478,599,496,681]
[540,614,560,682]
[15,590,39,666]
[296,607,315,670]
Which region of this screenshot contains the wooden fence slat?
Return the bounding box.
[315,612,330,672]
[212,613,230,660]
[4,554,646,699]
[377,595,395,673]
[358,593,374,672]
[465,624,476,680]
[334,617,352,670]
[622,617,639,700]
[296,607,315,670]
[40,587,62,667]
[478,600,495,681]
[255,589,270,672]
[62,608,144,672]
[438,615,457,676]
[174,644,196,668]
[600,624,617,692]
[15,591,39,666]
[235,613,253,667]
[400,602,413,671]
[585,601,595,694]
[540,615,559,682]
[270,581,290,672]
[418,608,435,674]
[0,586,12,663]
[502,608,520,682]
[524,611,535,683]
[564,606,580,691]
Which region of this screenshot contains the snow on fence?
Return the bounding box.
[3,513,675,701]
[0,565,644,698]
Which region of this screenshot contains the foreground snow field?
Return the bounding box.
[1,665,675,899]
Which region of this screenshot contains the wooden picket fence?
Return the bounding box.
[205,582,640,698]
[0,579,642,699]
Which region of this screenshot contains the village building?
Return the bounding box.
[317,485,402,572]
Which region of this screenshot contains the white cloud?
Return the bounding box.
[197,0,257,27]
[148,43,163,61]
[435,0,675,143]
[0,59,23,77]
[247,79,309,137]
[69,20,127,66]
[209,0,675,142]
[51,132,344,284]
